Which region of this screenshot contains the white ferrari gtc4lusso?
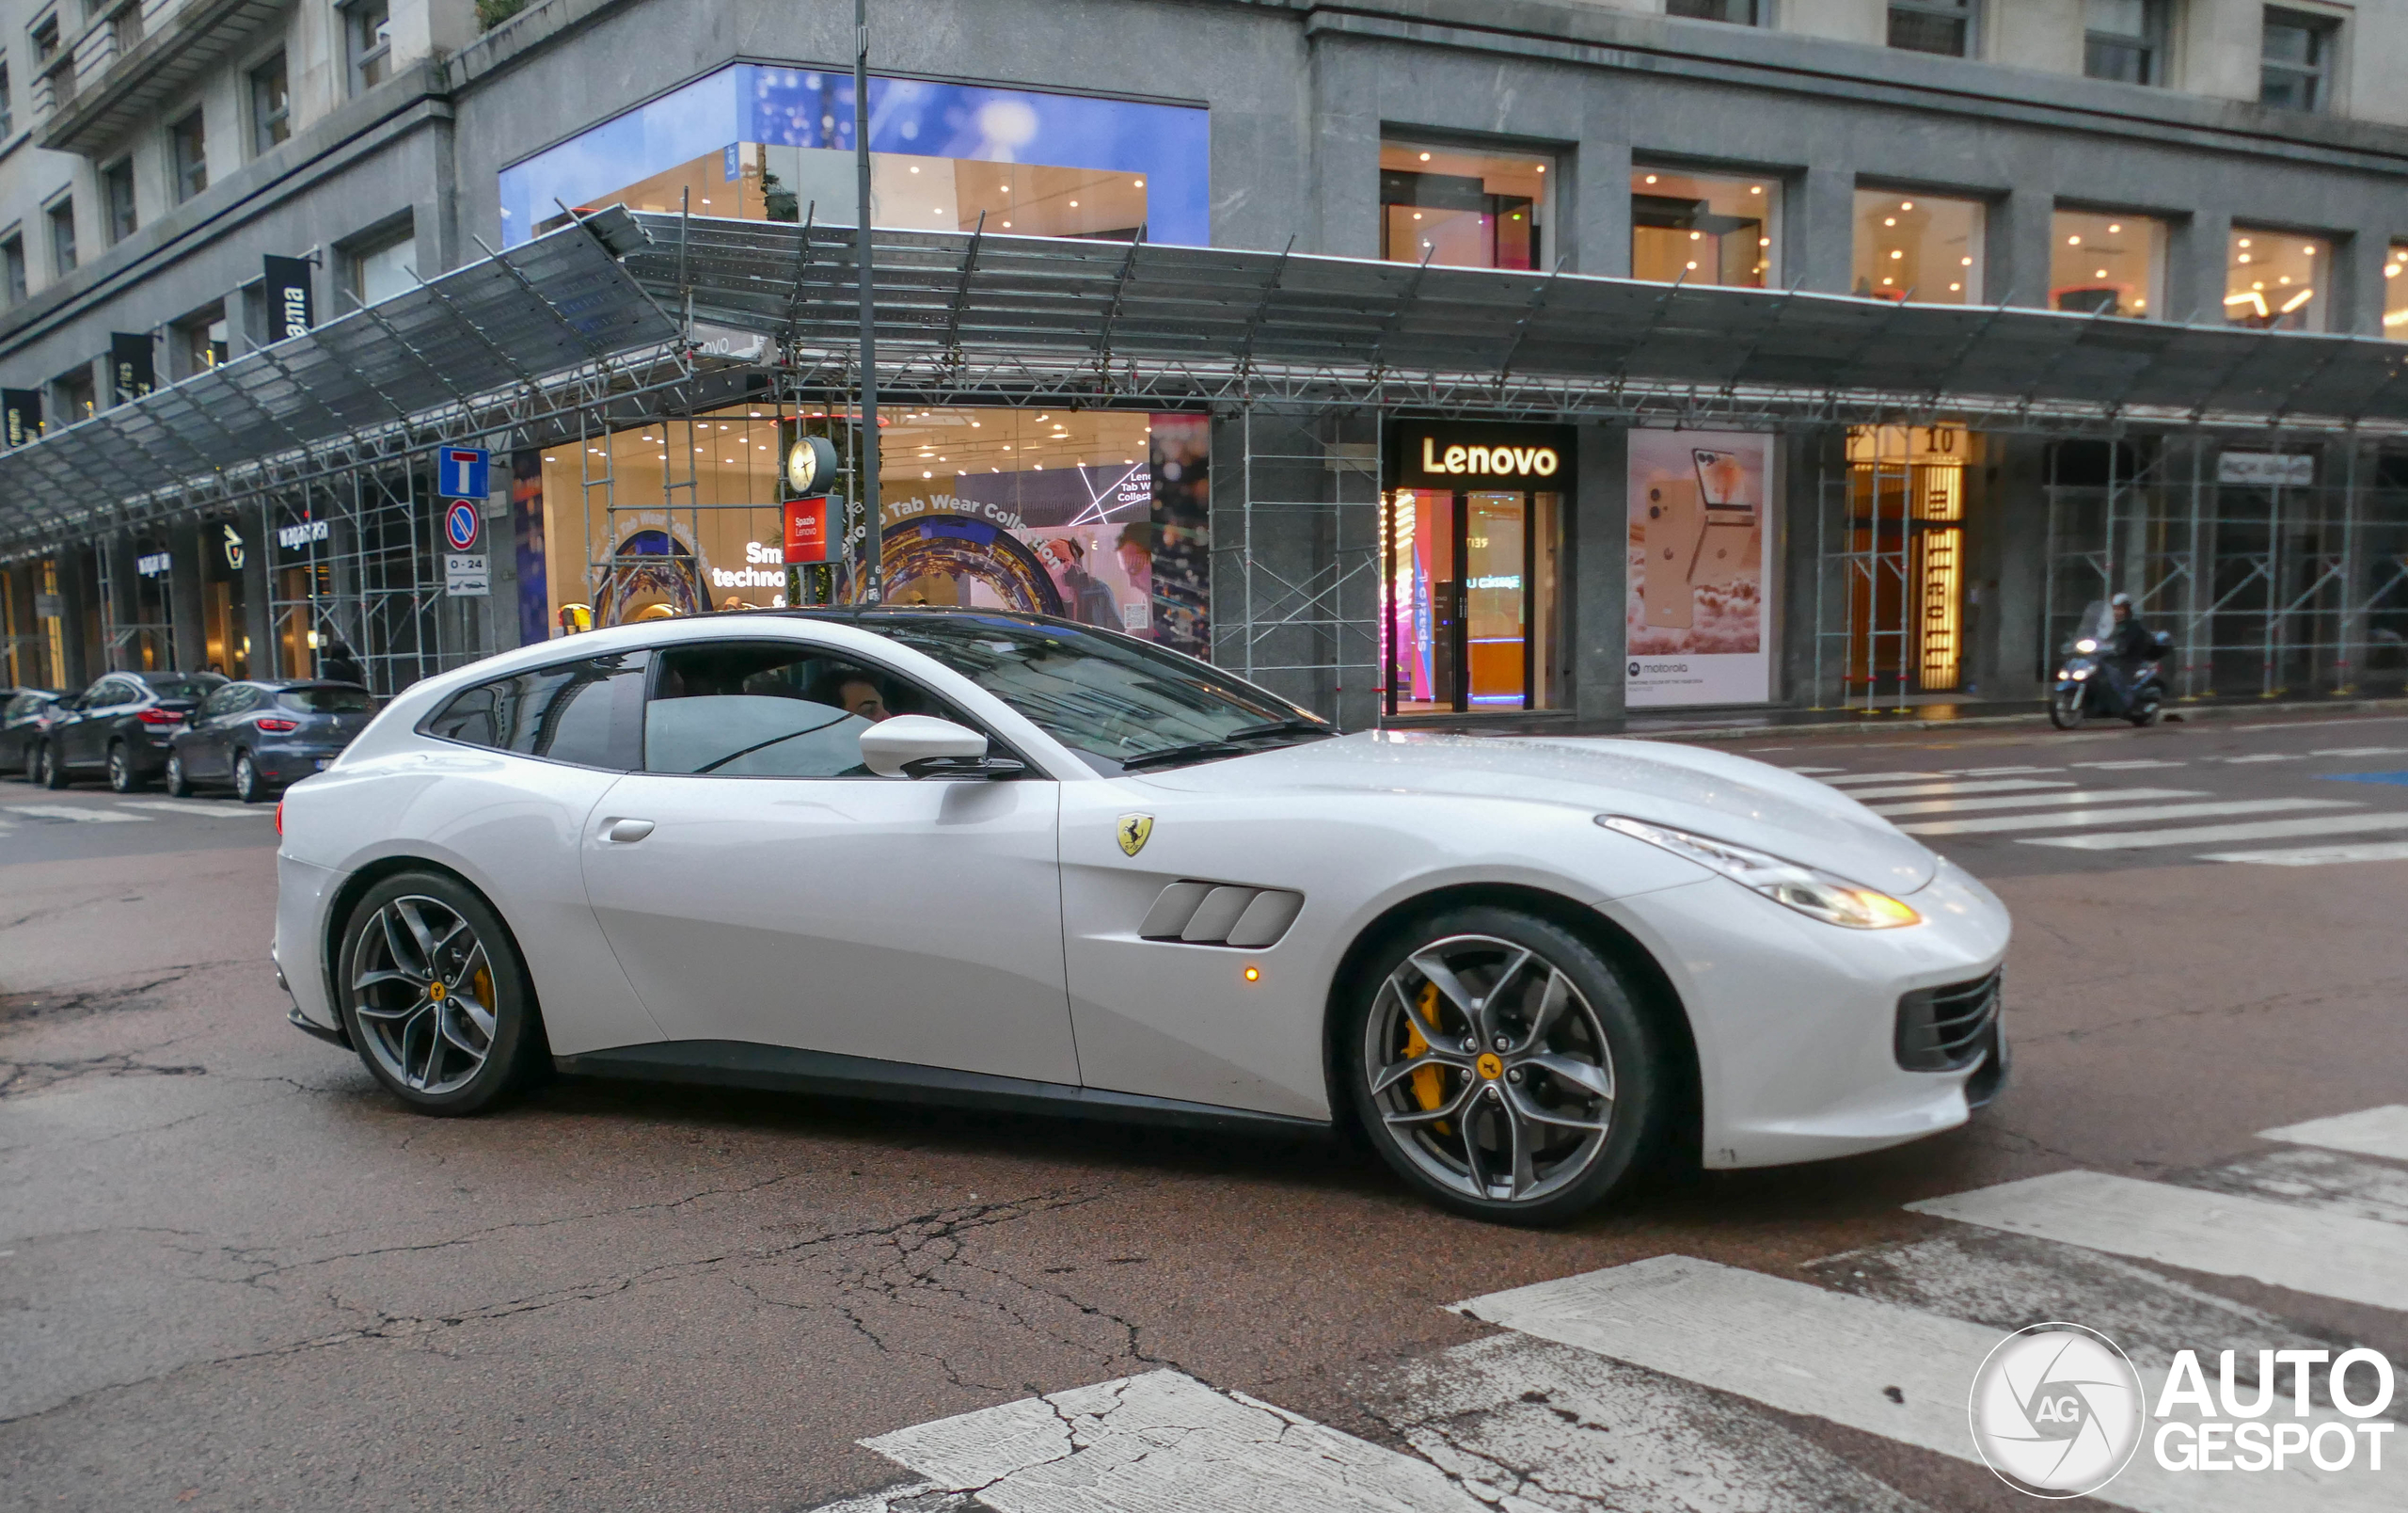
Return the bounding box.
[273,609,2008,1225]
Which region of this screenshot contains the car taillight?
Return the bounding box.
[256,717,301,732]
[275,800,283,836]
[135,709,182,725]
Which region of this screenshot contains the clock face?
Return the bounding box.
[785,439,818,495]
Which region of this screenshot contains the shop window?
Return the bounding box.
[1379,140,1549,271]
[248,52,288,154]
[2050,209,2165,319]
[2225,229,2328,331]
[2085,0,2167,84]
[1384,426,1567,715]
[2,234,24,306]
[345,225,416,308]
[1844,426,1972,696]
[1632,167,1776,288]
[46,197,73,275]
[2385,243,2407,341]
[345,0,392,94]
[1889,0,1976,56]
[2260,8,2336,112]
[1666,0,1760,23]
[501,66,1206,249]
[101,158,135,244]
[168,110,206,202]
[1853,190,1983,304]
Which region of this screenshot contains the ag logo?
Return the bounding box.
[1116,813,1154,857]
[1970,1323,2144,1498]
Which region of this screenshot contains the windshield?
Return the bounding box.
[872,613,1330,774]
[143,675,223,699]
[281,686,374,712]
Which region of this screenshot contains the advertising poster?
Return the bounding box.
[1627,429,1773,706]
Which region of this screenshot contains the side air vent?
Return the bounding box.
[1138,881,1305,948]
[1895,968,2003,1073]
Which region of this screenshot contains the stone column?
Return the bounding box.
[1570,422,1628,725]
[242,501,277,678]
[167,521,207,672]
[56,548,92,689]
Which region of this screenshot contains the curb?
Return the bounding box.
[1614,697,2408,745]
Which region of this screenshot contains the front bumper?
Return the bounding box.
[1605,855,2011,1171]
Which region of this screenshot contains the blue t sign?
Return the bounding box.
[438,446,490,500]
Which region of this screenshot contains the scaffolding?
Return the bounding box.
[1219,404,1384,724]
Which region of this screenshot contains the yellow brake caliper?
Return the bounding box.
[1404,981,1450,1132]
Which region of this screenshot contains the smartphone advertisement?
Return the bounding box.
[1627,429,1773,706]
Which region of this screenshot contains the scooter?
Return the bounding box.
[2050,602,2171,729]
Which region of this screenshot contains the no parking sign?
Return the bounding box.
[443,499,482,551]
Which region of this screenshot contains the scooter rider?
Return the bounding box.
[2099,593,2153,714]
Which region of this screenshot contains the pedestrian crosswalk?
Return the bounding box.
[0,797,267,824]
[810,1105,2408,1513]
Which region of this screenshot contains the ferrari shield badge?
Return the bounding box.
[1117,813,1155,857]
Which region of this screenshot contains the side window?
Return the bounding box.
[424,652,646,769]
[86,679,129,708]
[199,686,243,718]
[643,642,959,779]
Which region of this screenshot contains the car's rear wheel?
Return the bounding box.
[337,872,546,1115]
[164,751,193,797]
[22,743,40,783]
[232,750,264,804]
[1342,906,1669,1226]
[40,742,68,788]
[106,742,144,793]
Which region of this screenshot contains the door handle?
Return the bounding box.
[605,818,656,843]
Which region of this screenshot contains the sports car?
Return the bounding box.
[272,609,2009,1224]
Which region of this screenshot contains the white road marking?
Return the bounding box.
[114,799,270,817]
[2261,1105,2408,1164]
[2219,753,2305,763]
[1782,765,1847,773]
[1947,764,2063,775]
[2192,1148,2408,1229]
[0,804,150,823]
[1461,1254,2379,1513]
[862,1369,1487,1513]
[2028,810,2408,851]
[2312,746,2408,757]
[1865,787,2204,818]
[1818,770,1951,786]
[1899,797,2354,836]
[1908,1170,2408,1312]
[2072,758,2190,770]
[2201,839,2408,868]
[1833,777,2077,801]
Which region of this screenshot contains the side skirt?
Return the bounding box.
[554,1040,1334,1139]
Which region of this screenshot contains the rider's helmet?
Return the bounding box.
[2110,592,2133,613]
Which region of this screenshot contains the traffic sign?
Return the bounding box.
[444,499,482,551]
[445,553,491,597]
[437,446,490,500]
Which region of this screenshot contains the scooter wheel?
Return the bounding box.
[2129,693,2162,727]
[2049,689,2086,730]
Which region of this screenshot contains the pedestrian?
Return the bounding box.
[319,637,366,686]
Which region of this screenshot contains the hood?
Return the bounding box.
[1131,730,1938,895]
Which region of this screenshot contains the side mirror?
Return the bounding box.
[858,715,1022,779]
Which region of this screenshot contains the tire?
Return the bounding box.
[164,751,193,797]
[2048,687,2087,730]
[232,750,264,804]
[20,743,38,783]
[335,870,547,1116]
[1341,905,1671,1227]
[2128,689,2162,727]
[106,742,145,793]
[40,742,69,788]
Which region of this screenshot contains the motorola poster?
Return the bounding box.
[1626,429,1773,706]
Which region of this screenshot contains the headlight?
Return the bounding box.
[2074,638,2099,653]
[1597,815,1923,930]
[2071,667,2091,680]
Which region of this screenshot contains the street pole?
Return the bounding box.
[852,0,883,605]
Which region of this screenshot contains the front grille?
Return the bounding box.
[1895,968,2002,1073]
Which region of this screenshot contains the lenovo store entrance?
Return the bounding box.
[1383,424,1569,715]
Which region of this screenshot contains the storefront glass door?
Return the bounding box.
[1387,488,1557,714]
[1465,491,1527,707]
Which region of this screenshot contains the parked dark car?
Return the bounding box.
[2,688,71,779]
[41,671,226,791]
[167,680,375,803]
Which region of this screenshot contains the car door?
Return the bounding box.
[65,679,127,767]
[578,635,1078,1086]
[185,685,241,776]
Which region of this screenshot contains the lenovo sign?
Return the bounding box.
[1391,424,1576,490]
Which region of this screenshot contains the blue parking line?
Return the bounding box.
[2319,771,2408,787]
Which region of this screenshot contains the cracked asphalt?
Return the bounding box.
[3,711,2405,1511]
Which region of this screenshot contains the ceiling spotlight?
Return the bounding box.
[2067,235,2082,246]
[1419,151,1431,162]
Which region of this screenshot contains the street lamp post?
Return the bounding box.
[853,0,882,605]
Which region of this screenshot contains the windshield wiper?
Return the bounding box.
[1220,718,1335,742]
[1115,720,1336,772]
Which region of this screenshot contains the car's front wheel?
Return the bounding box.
[336,871,547,1115]
[164,751,193,797]
[22,743,40,783]
[40,742,69,788]
[1342,906,1670,1226]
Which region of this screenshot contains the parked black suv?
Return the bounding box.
[2,687,71,779]
[41,671,226,791]
[167,680,374,803]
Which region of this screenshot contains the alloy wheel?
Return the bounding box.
[234,753,261,804]
[107,745,133,792]
[349,895,499,1095]
[1362,932,1615,1204]
[165,753,189,797]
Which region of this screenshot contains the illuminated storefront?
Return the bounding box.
[1843,423,1972,697]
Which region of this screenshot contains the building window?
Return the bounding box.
[2226,229,2328,331]
[248,52,288,155]
[56,365,92,422]
[110,3,139,59]
[1853,191,1983,305]
[46,198,73,275]
[1380,141,1549,271]
[2260,8,2336,111]
[345,0,392,94]
[1632,167,1777,288]
[1666,0,1760,21]
[100,157,135,243]
[0,59,13,137]
[168,109,206,201]
[2386,243,2408,342]
[346,226,416,307]
[173,304,228,374]
[2051,210,2164,318]
[2,234,24,305]
[2084,0,2167,84]
[29,14,57,66]
[1890,0,1975,56]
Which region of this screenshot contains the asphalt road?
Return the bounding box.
[3,711,2405,1512]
